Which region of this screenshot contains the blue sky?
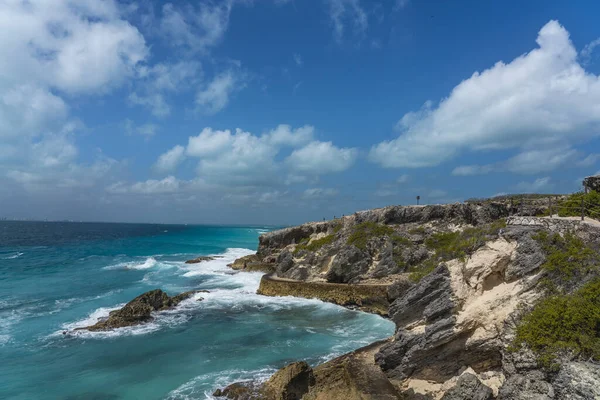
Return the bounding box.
[2,0,600,225]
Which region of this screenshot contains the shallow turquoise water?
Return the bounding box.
[0,222,394,399]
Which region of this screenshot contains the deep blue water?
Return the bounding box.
[0,221,394,399]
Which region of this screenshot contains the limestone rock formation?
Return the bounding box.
[76,289,204,331]
[440,373,493,400]
[263,361,315,400]
[229,200,600,399]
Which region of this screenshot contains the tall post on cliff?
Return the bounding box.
[416,195,420,205]
[582,197,585,221]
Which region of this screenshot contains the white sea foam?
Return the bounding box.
[2,252,23,259]
[166,367,277,400]
[103,257,179,271]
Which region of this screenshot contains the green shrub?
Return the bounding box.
[409,219,507,281]
[532,231,598,280]
[408,226,427,235]
[294,234,335,254]
[333,222,343,234]
[511,278,600,370]
[347,222,395,250]
[556,191,600,218]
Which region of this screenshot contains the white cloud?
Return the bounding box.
[187,128,233,157]
[124,120,158,138]
[154,145,186,173]
[452,147,590,176]
[0,0,147,96]
[195,70,243,115]
[515,177,553,193]
[160,2,233,52]
[266,125,314,147]
[326,0,368,43]
[581,38,600,65]
[370,20,600,169]
[130,61,201,117]
[303,188,339,199]
[286,141,358,174]
[128,92,171,118]
[452,165,494,176]
[108,176,181,195]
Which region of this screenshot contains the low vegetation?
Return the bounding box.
[408,219,507,282]
[347,222,394,250]
[532,230,598,282]
[554,190,600,219]
[511,278,600,370]
[294,235,335,254]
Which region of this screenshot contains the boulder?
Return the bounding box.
[263,361,315,400]
[76,289,203,331]
[440,373,493,400]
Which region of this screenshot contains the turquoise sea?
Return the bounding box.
[0,221,394,399]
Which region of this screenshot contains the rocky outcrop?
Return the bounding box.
[263,362,315,400]
[441,373,493,400]
[228,254,275,273]
[583,175,600,193]
[76,289,204,331]
[227,200,600,399]
[257,274,392,316]
[185,255,221,264]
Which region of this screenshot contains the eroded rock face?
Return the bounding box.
[440,373,493,400]
[263,361,315,400]
[325,246,370,283]
[377,231,538,384]
[76,289,202,331]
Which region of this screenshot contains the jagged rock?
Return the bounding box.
[386,278,412,302]
[440,373,493,400]
[263,361,315,400]
[185,256,218,264]
[276,251,295,276]
[497,371,555,399]
[76,289,202,331]
[304,341,401,400]
[229,254,275,273]
[552,362,600,400]
[326,246,370,283]
[212,382,258,400]
[583,175,600,192]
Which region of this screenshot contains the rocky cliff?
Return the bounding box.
[223,201,600,399]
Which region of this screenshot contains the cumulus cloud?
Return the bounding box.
[286,141,358,174]
[370,20,600,170]
[151,124,350,186]
[124,120,158,138]
[326,0,368,43]
[154,145,186,173]
[0,0,147,195]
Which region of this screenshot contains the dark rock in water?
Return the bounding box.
[75,289,204,331]
[212,382,260,399]
[185,256,220,264]
[441,373,493,400]
[263,361,315,400]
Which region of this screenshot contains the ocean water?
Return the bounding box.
[0,221,394,399]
